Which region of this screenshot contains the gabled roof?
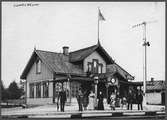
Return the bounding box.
[20,49,84,79]
[132,80,165,91]
[146,80,165,91]
[69,44,114,64]
[107,63,134,80]
[20,44,128,80]
[69,45,97,62]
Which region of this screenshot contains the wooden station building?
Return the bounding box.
[20,42,135,105]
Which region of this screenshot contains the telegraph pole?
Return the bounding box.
[132,20,156,105]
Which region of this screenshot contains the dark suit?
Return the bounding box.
[136,90,143,110]
[97,93,104,110]
[127,91,133,110]
[58,91,67,112]
[77,90,83,111]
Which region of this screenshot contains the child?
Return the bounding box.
[110,93,116,110]
[121,97,127,109]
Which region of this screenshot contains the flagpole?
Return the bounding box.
[98,8,100,42]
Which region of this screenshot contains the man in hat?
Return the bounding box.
[58,87,67,112]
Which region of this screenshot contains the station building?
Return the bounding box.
[20,42,135,105]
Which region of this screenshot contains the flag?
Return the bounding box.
[98,9,105,21]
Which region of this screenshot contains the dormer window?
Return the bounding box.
[36,59,41,74]
[87,62,92,72]
[93,59,98,73]
[98,63,103,73]
[87,60,103,74]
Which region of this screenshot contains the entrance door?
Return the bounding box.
[97,82,106,98]
[161,92,165,105]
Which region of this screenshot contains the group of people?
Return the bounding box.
[109,88,144,110]
[56,86,144,112]
[127,88,143,110]
[56,87,100,112]
[76,88,104,111]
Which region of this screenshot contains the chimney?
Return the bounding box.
[151,77,154,82]
[63,46,69,55]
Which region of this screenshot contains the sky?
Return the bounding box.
[2,2,165,88]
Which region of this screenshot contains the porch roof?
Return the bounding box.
[107,63,134,80]
[50,76,94,82]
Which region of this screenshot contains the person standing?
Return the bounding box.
[110,92,116,110]
[76,88,83,111]
[127,89,133,110]
[83,90,89,110]
[136,89,143,110]
[97,91,104,110]
[58,87,67,112]
[121,97,127,109]
[57,96,60,111]
[88,91,95,110]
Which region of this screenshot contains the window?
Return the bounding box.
[93,59,98,73]
[55,82,62,98]
[87,62,92,72]
[29,83,34,98]
[36,82,41,98]
[71,82,80,97]
[98,64,103,73]
[36,59,41,74]
[43,81,49,98]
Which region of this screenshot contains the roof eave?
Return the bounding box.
[20,49,55,80]
[55,72,86,77]
[97,45,114,64]
[20,50,36,79]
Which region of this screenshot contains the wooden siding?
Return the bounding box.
[26,61,53,82]
[26,60,54,104]
[83,51,106,73]
[146,92,162,104]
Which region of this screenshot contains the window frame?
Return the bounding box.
[98,63,103,73]
[36,59,41,74]
[87,62,92,73]
[29,83,34,98]
[43,81,49,98]
[92,59,98,74]
[36,82,41,98]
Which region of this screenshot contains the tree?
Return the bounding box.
[1,80,9,101]
[8,81,23,99]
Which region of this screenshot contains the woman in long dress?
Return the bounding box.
[110,92,116,110]
[83,91,89,110]
[88,91,95,110]
[97,91,104,110]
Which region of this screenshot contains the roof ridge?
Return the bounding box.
[69,44,97,53]
[36,49,62,54]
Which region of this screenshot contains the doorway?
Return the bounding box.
[97,82,106,98]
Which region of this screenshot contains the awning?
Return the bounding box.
[119,80,143,86]
[50,76,94,82]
